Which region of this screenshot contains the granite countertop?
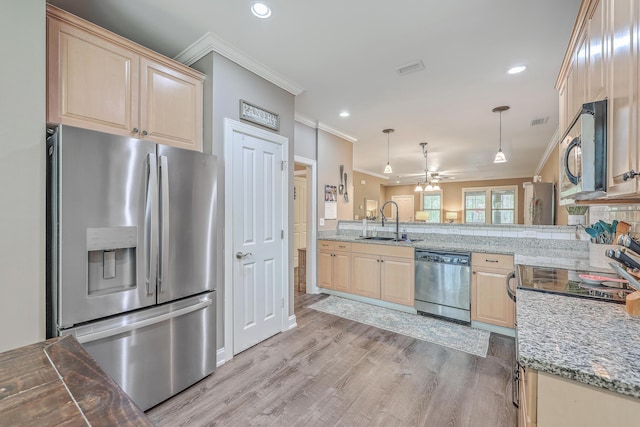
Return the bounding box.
[0,335,152,426]
[517,289,640,399]
[318,232,594,271]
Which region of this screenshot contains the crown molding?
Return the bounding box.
[294,114,358,143]
[535,126,560,176]
[317,122,358,143]
[174,32,305,96]
[294,114,317,129]
[352,168,391,180]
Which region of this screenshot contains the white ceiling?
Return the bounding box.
[48,0,582,184]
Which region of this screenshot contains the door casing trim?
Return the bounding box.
[223,118,289,360]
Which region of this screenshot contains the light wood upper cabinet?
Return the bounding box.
[605,0,639,197]
[587,0,606,101]
[46,5,204,151]
[557,0,640,199]
[47,16,139,136]
[471,253,515,329]
[139,58,203,150]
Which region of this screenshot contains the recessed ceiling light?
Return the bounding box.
[507,65,527,74]
[339,111,350,117]
[251,2,271,18]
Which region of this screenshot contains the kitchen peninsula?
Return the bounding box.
[318,220,640,426]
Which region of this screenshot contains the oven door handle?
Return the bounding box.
[512,364,520,408]
[506,271,516,303]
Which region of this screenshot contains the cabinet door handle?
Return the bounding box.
[142,130,149,136]
[132,128,139,134]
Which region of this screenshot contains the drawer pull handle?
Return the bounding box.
[485,259,499,263]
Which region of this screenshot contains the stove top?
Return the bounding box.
[517,265,632,304]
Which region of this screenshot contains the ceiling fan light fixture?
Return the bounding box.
[383,129,394,174]
[414,183,423,192]
[432,183,440,191]
[251,2,272,18]
[492,105,510,164]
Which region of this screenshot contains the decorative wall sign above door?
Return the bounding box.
[239,100,280,131]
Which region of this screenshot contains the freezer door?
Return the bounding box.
[156,144,217,303]
[62,293,216,411]
[52,126,158,327]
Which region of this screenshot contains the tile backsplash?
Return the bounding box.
[588,205,640,236]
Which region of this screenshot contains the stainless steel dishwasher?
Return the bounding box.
[415,249,471,323]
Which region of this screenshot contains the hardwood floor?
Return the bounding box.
[147,291,517,426]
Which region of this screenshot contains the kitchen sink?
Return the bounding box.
[358,236,394,241]
[357,237,423,243]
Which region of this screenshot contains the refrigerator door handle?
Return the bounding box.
[158,155,170,293]
[145,153,159,295]
[74,298,212,344]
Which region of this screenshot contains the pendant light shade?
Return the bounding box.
[414,183,423,192]
[492,106,509,164]
[383,129,394,174]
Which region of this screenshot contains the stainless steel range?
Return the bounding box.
[516,265,632,303]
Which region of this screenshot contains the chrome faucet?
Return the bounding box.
[380,201,400,240]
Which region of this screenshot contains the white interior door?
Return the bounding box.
[293,175,307,268]
[392,195,415,221]
[232,130,284,354]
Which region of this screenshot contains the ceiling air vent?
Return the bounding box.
[530,117,549,126]
[394,59,425,76]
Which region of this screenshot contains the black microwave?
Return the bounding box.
[559,99,607,201]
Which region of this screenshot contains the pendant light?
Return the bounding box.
[492,106,509,163]
[414,182,423,192]
[383,129,394,174]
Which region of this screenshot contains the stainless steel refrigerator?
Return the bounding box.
[523,182,555,225]
[46,125,217,411]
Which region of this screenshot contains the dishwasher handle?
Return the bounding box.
[506,271,516,303]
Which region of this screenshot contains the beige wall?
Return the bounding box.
[352,171,386,219]
[318,130,353,230]
[0,1,46,351]
[382,177,531,224]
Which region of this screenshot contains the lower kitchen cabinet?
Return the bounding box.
[318,240,351,292]
[518,366,537,427]
[351,252,381,298]
[520,370,640,427]
[351,243,414,306]
[471,252,515,328]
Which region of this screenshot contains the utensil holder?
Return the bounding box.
[588,243,619,269]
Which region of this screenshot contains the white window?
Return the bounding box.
[463,186,517,224]
[418,191,442,223]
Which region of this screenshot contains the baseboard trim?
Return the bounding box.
[471,320,515,337]
[216,347,226,367]
[288,314,297,330]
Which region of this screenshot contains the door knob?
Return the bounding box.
[235,251,252,260]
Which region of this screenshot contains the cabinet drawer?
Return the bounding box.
[472,252,513,270]
[351,242,413,259]
[318,240,351,252]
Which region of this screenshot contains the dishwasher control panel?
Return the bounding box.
[416,250,470,265]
